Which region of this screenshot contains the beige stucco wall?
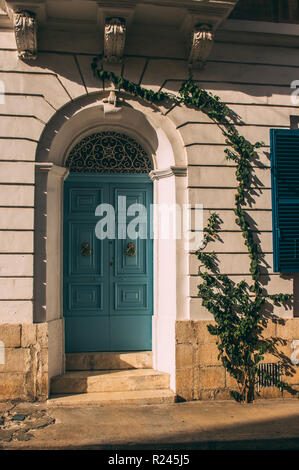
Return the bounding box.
[0,26,299,399]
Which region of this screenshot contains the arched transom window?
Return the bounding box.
[65,131,152,173]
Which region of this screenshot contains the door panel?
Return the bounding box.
[65,316,110,352]
[110,315,152,351]
[110,185,152,325]
[68,284,103,312]
[69,188,101,214]
[114,283,148,310]
[69,222,101,275]
[63,174,153,352]
[116,238,147,274]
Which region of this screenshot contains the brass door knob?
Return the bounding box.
[80,242,92,256]
[125,242,136,257]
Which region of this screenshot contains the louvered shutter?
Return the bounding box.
[271,129,299,272]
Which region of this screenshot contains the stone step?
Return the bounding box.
[47,389,176,406]
[66,351,153,371]
[51,369,170,395]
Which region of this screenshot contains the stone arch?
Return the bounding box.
[34,91,188,391]
[36,91,186,169]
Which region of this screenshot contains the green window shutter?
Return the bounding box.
[271,128,299,272]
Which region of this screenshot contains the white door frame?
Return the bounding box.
[34,92,188,391]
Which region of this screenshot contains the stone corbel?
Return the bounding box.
[104,17,126,63]
[181,1,238,70]
[189,24,214,70]
[97,2,136,63]
[13,10,38,60]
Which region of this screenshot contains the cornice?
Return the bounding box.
[1,0,238,64]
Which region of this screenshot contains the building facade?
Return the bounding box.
[0,0,299,403]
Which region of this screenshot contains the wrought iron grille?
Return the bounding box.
[257,363,282,391]
[65,131,152,173]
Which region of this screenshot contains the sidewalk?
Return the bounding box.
[0,398,299,450]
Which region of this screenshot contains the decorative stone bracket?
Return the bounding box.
[13,9,37,59]
[97,2,136,63]
[181,1,238,69]
[188,24,214,70]
[104,17,126,63]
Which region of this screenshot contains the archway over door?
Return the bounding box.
[63,131,154,352]
[35,92,188,391]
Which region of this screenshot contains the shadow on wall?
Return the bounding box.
[30,51,299,319]
[22,50,299,357]
[28,52,171,164]
[19,43,297,100]
[35,90,161,166]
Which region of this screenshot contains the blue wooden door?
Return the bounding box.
[63,174,153,352]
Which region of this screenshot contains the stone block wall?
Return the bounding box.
[0,323,48,401]
[176,320,299,401]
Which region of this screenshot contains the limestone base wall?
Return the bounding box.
[1,319,298,402]
[175,319,299,401]
[0,323,49,401]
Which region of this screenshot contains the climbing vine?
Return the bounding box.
[92,56,293,403]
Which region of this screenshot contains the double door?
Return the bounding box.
[63,174,153,352]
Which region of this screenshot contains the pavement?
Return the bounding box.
[0,398,299,450]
